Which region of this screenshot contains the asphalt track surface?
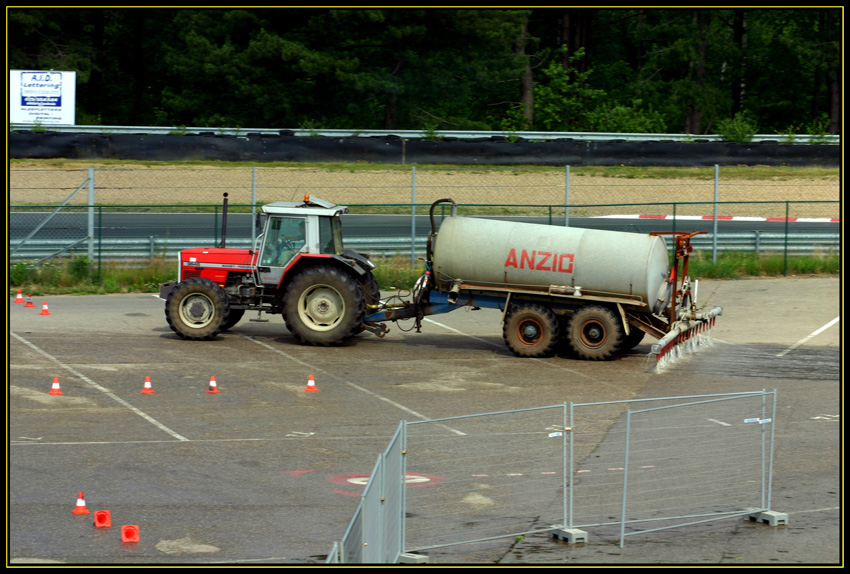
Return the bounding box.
[8,277,841,565]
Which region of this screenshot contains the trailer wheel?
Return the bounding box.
[622,327,646,351]
[566,305,624,360]
[503,304,560,358]
[283,266,365,346]
[165,277,230,340]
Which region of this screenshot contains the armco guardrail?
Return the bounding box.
[8,124,840,145]
[8,233,840,264]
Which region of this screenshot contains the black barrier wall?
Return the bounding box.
[9,132,840,167]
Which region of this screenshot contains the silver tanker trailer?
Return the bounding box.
[364,198,722,362]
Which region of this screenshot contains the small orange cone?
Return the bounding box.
[304,374,319,392]
[140,376,155,394]
[39,301,51,316]
[121,525,140,543]
[93,510,112,528]
[48,377,64,395]
[14,289,24,303]
[206,376,220,394]
[72,492,91,515]
[25,295,35,308]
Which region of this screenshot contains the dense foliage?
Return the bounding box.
[8,8,841,135]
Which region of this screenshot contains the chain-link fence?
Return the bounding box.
[8,165,839,275]
[8,165,840,218]
[328,391,781,564]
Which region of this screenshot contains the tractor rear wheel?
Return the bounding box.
[283,266,365,346]
[566,305,624,360]
[165,277,230,340]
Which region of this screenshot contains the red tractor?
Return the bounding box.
[159,195,381,345]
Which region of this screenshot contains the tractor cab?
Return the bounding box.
[254,195,348,286]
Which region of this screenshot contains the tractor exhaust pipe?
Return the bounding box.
[219,193,229,248]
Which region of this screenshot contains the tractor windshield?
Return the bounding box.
[261,216,307,267]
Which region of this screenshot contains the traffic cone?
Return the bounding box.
[14,289,24,303]
[39,301,51,315]
[304,374,319,392]
[24,295,35,308]
[121,525,140,543]
[206,376,220,394]
[72,492,91,515]
[48,377,64,395]
[140,376,155,394]
[93,510,112,528]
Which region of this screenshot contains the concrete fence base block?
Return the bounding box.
[550,525,588,544]
[747,510,789,526]
[398,552,429,564]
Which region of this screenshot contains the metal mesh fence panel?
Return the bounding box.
[618,392,776,544]
[568,392,776,545]
[403,405,567,553]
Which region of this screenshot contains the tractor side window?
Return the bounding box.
[320,216,343,254]
[261,217,307,266]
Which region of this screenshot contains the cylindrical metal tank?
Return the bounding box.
[431,216,671,314]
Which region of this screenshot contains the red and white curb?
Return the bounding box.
[598,214,838,223]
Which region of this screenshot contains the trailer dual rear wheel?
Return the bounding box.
[165,277,231,340]
[566,304,624,360]
[503,304,560,358]
[283,265,365,346]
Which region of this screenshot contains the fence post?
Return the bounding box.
[252,166,258,244]
[713,164,719,263]
[411,166,417,269]
[564,165,571,227]
[783,202,790,276]
[88,167,95,260]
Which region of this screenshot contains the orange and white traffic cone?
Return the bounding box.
[24,295,35,308]
[48,377,64,395]
[206,376,220,394]
[39,301,51,315]
[72,492,91,515]
[14,289,24,303]
[304,374,319,392]
[140,376,155,394]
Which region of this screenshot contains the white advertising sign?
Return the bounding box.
[9,70,76,125]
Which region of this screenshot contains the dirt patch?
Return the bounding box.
[8,162,840,219]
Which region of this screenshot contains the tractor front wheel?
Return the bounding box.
[165,277,230,340]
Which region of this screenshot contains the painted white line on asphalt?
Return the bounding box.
[10,331,190,442]
[423,317,597,381]
[776,316,839,357]
[708,418,732,427]
[240,335,466,435]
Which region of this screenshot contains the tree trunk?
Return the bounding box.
[684,9,709,133]
[516,19,533,127]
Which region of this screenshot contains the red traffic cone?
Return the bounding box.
[93,510,112,528]
[72,492,91,515]
[39,301,51,316]
[14,289,24,303]
[206,376,220,394]
[48,377,64,395]
[304,374,319,392]
[140,376,155,394]
[24,295,35,308]
[121,524,140,543]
